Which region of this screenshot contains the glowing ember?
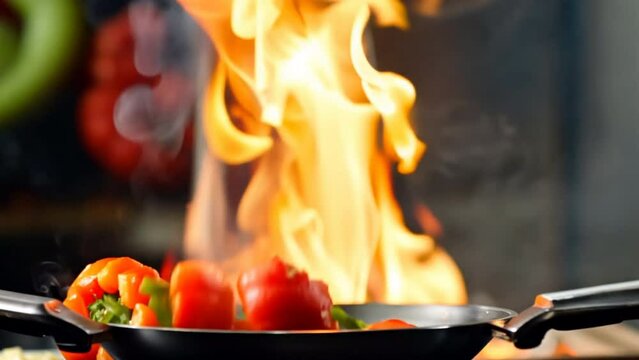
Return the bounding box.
[179,0,466,305]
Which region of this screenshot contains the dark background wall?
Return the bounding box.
[375,0,639,310]
[569,0,639,290]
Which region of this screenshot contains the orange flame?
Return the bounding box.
[179,0,466,305]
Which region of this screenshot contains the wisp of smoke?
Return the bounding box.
[114,0,203,156]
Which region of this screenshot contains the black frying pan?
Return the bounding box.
[1,280,639,359]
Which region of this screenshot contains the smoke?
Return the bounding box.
[420,102,532,192]
[114,75,192,153]
[113,0,203,155]
[30,261,74,299]
[129,1,166,77]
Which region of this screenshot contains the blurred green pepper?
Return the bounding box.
[140,277,173,327]
[330,306,368,330]
[0,21,18,74]
[0,0,84,125]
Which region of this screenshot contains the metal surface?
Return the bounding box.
[1,280,639,359]
[102,304,514,360]
[501,280,639,349]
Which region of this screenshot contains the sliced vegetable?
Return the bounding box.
[62,263,106,360]
[64,255,418,338]
[139,277,172,327]
[97,257,143,294]
[89,294,132,325]
[70,276,104,307]
[63,287,89,319]
[71,258,115,287]
[60,345,99,360]
[331,306,416,330]
[130,303,160,327]
[118,265,159,308]
[169,260,234,329]
[96,347,114,360]
[366,319,416,330]
[237,257,336,331]
[62,257,167,359]
[160,250,176,281]
[68,258,114,307]
[330,306,367,330]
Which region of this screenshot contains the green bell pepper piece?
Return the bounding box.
[0,0,84,125]
[140,277,173,327]
[89,294,132,325]
[0,21,18,75]
[331,306,368,330]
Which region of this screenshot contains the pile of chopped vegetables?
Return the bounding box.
[61,256,415,360]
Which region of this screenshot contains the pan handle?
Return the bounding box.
[495,280,639,349]
[0,289,109,352]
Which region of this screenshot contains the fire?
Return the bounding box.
[179,0,466,305]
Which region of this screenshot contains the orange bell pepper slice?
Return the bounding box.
[366,319,416,330]
[71,276,104,307]
[118,265,159,309]
[63,287,89,318]
[169,260,234,329]
[61,267,101,360]
[130,303,160,327]
[68,258,114,305]
[96,346,114,360]
[97,257,143,294]
[71,258,115,288]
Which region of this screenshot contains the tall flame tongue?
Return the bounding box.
[180,0,466,304]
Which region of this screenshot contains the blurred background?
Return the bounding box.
[379,0,639,310]
[0,0,638,328]
[0,0,203,301]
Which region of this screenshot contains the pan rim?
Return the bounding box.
[107,303,518,334]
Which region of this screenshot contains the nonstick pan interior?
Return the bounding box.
[103,304,516,360]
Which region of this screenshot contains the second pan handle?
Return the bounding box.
[496,280,639,349]
[0,290,109,352]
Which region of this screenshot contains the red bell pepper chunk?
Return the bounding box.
[237,257,337,331]
[60,345,100,360]
[71,276,104,307]
[160,250,177,281]
[169,260,234,329]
